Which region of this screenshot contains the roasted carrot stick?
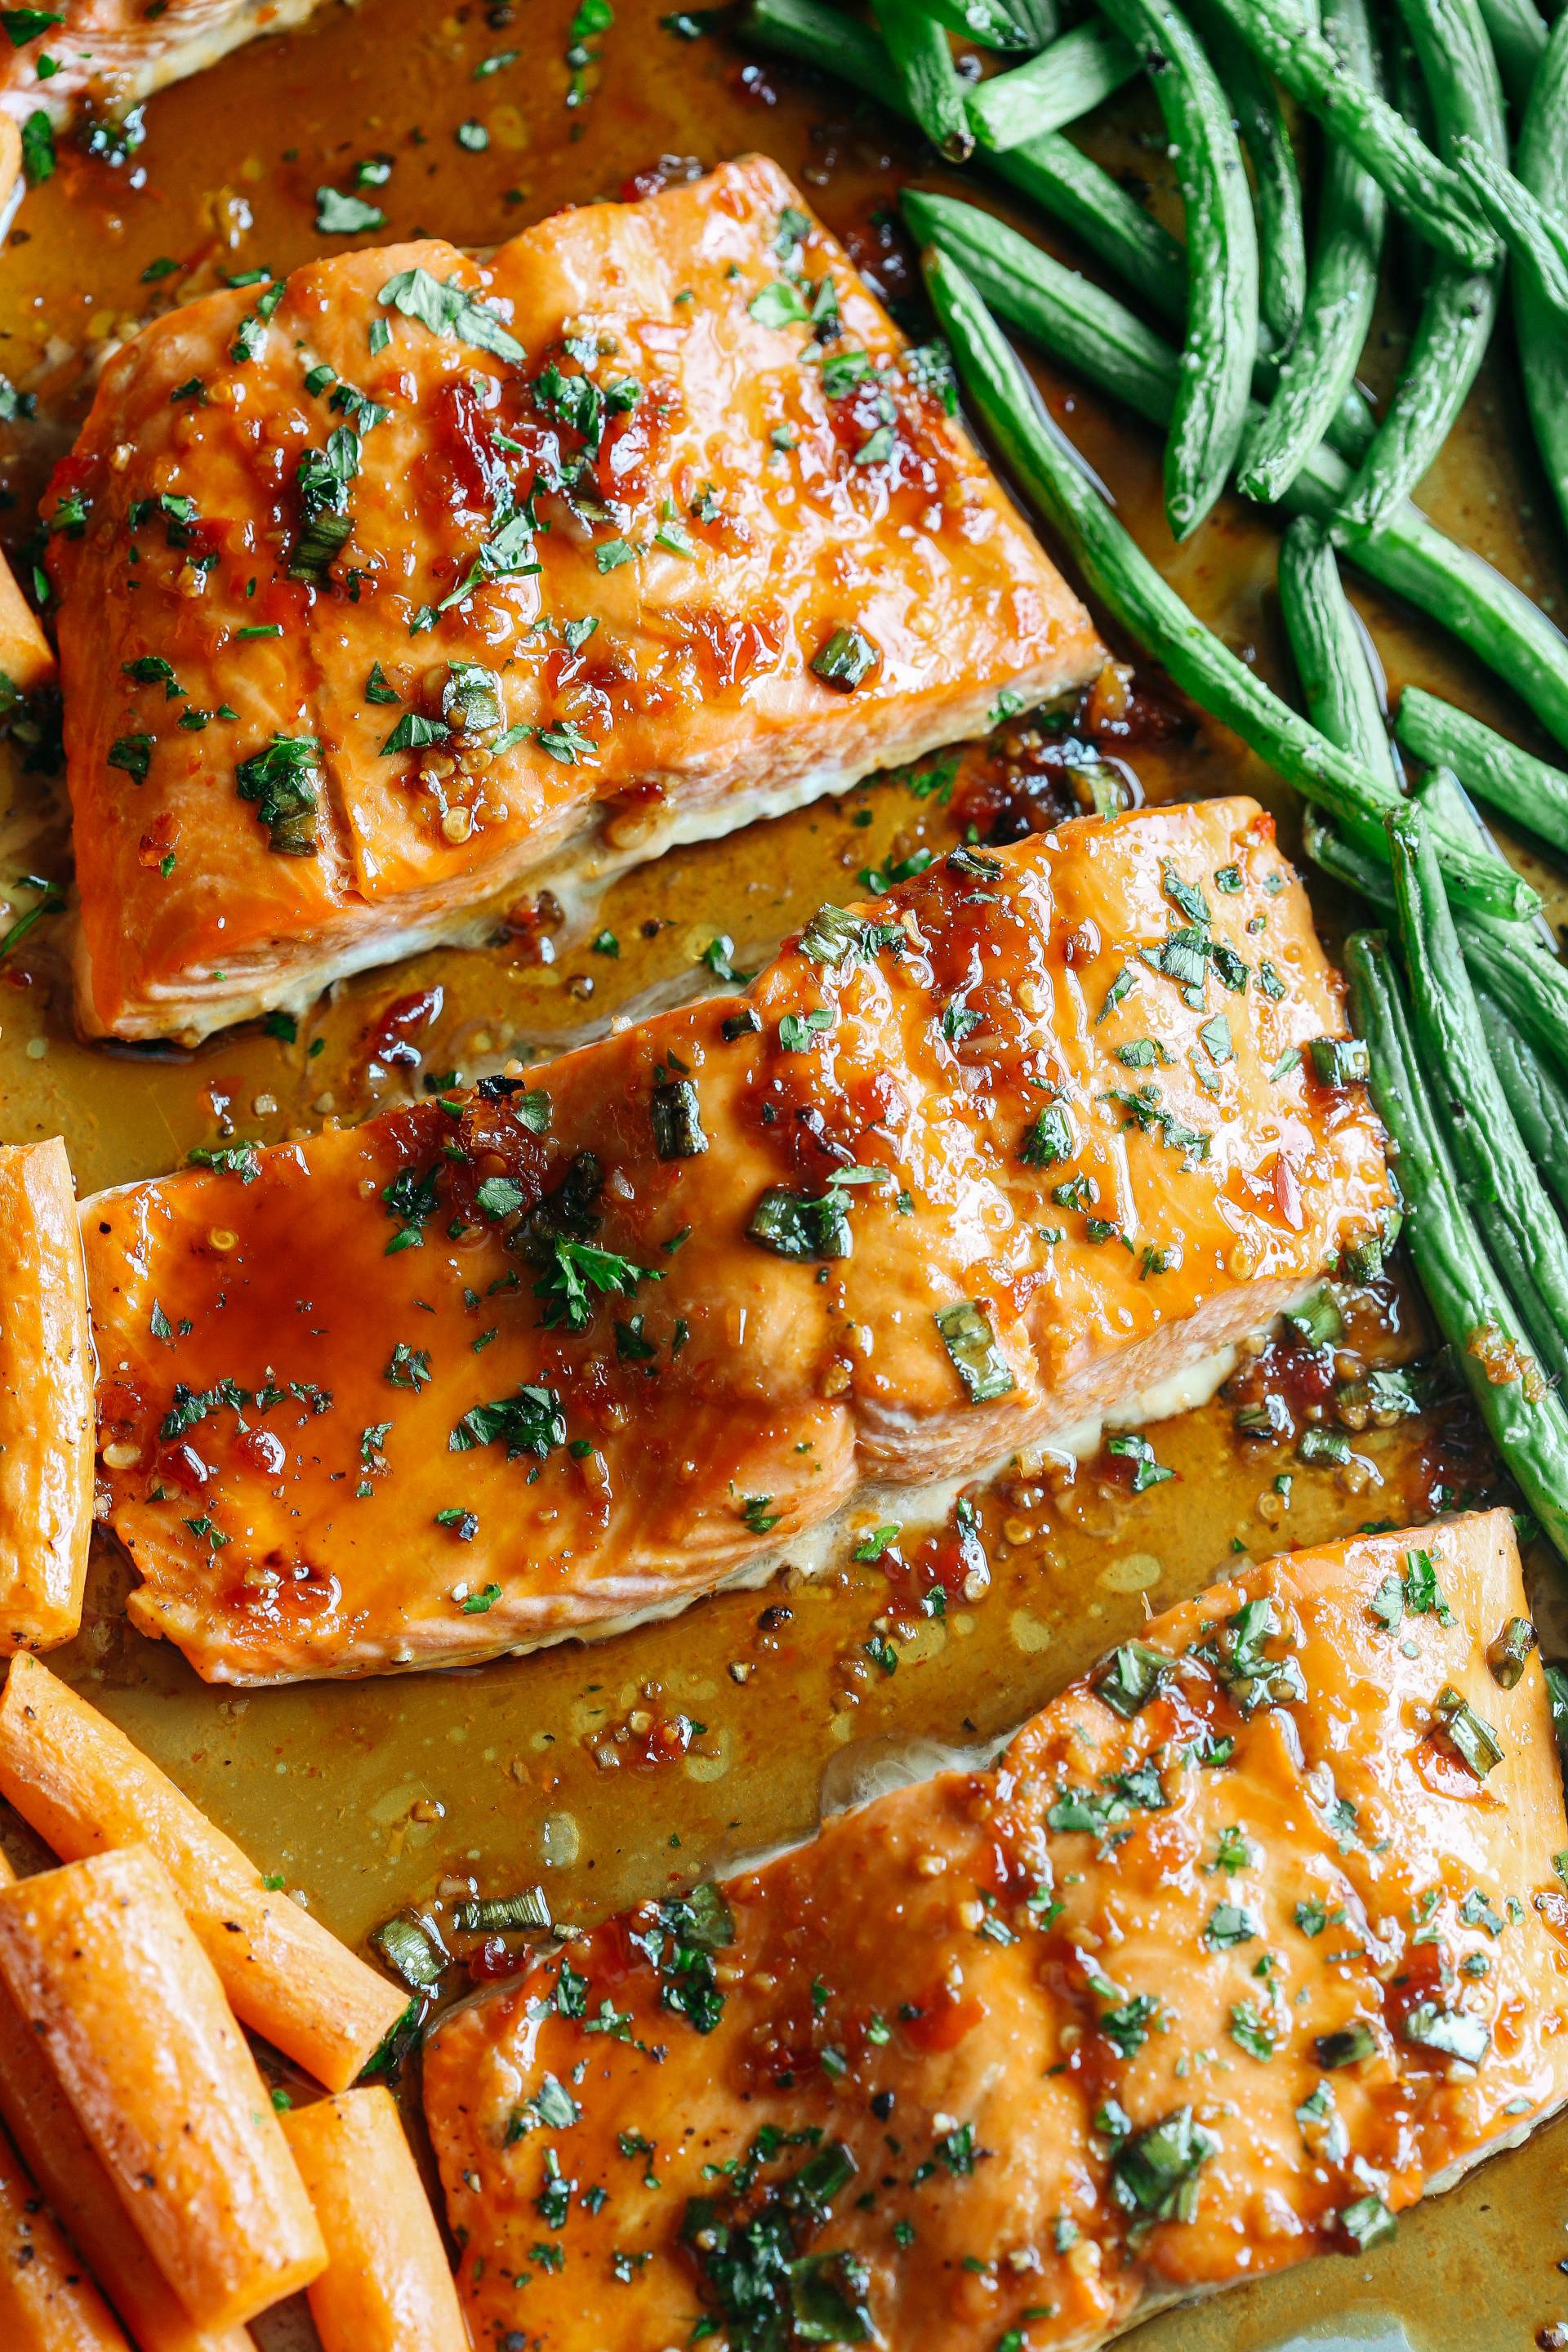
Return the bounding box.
[0,1656,407,2087]
[0,1846,325,2332]
[0,1142,94,1654]
[0,1851,254,2352]
[0,2119,130,2352]
[280,2089,469,2352]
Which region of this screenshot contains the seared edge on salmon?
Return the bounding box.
[423,1508,1568,2351]
[82,799,1390,1683]
[46,156,1102,1040]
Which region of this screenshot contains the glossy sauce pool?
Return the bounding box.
[2,5,1567,2341]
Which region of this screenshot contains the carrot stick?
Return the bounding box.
[0,1846,325,2332]
[280,2089,469,2352]
[0,1846,261,2352]
[0,1143,93,1654]
[0,2119,130,2351]
[0,1656,408,2088]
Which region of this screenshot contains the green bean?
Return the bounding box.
[1345,929,1568,1563]
[875,0,974,158]
[921,247,1537,917]
[743,0,1191,326]
[1388,808,1568,1388]
[1385,12,1437,304]
[1453,132,1568,310]
[1009,0,1060,44]
[1276,516,1401,793]
[1512,16,1568,541]
[1329,0,1505,546]
[1454,915,1568,1089]
[901,189,1181,424]
[1091,0,1258,539]
[1476,0,1548,109]
[908,188,1568,756]
[1199,0,1496,268]
[1396,684,1568,858]
[1236,0,1385,501]
[923,0,1032,51]
[1476,989,1568,1224]
[1192,0,1307,351]
[967,20,1138,148]
[1302,805,1396,902]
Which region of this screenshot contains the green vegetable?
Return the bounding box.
[810,626,880,689]
[1094,0,1258,539]
[1477,0,1548,108]
[1339,2194,1396,2248]
[906,193,1568,774]
[452,1887,552,1932]
[1474,990,1568,1226]
[747,1186,853,1260]
[873,0,973,159]
[1236,0,1385,502]
[1397,684,1568,862]
[234,736,320,856]
[1192,0,1306,354]
[934,1299,1015,1401]
[1435,1683,1504,1777]
[743,0,1190,327]
[1345,930,1568,1562]
[919,248,1535,922]
[1328,0,1504,547]
[1486,1615,1537,1689]
[1110,2108,1218,2221]
[965,20,1138,151]
[651,1079,707,1160]
[920,0,1031,48]
[1276,516,1401,800]
[1196,0,1494,270]
[1513,16,1568,545]
[1091,1640,1172,1717]
[1387,808,1568,1392]
[371,1914,445,1989]
[1313,2020,1375,2067]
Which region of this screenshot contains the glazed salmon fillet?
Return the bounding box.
[82,798,1391,1684]
[423,1508,1568,2351]
[44,155,1103,1042]
[0,0,327,185]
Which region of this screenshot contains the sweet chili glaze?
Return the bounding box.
[423,1508,1568,2351]
[80,798,1392,1683]
[46,153,1102,1040]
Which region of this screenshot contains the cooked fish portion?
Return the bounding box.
[423,1508,1568,2351]
[46,155,1103,1042]
[0,0,327,182]
[82,798,1391,1684]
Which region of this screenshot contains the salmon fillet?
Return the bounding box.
[82,798,1391,1684]
[423,1508,1568,2351]
[0,0,327,172]
[44,155,1103,1041]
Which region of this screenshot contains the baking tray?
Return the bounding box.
[1,1,1565,2340]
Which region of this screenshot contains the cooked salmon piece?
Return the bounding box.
[45,156,1104,1043]
[81,798,1392,1684]
[0,0,327,205]
[423,1508,1568,2351]
[0,1140,95,1655]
